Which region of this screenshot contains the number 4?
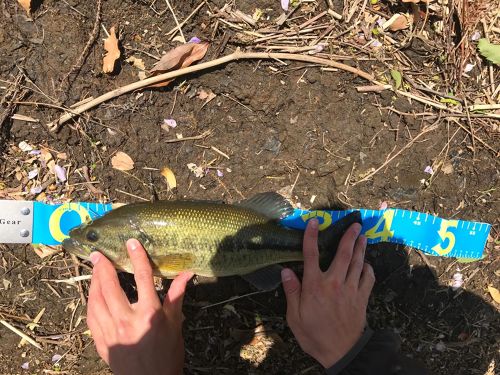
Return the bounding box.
[432,219,458,256]
[365,210,395,241]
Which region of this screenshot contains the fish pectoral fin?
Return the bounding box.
[241,264,284,291]
[154,253,196,273]
[236,192,294,220]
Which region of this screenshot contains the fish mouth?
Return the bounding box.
[62,238,91,260]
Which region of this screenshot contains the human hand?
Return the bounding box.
[281,219,375,368]
[86,239,193,375]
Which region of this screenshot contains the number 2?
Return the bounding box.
[365,210,395,241]
[432,219,458,256]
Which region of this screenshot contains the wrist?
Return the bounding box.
[322,327,374,373]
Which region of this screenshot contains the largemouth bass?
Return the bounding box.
[63,192,361,290]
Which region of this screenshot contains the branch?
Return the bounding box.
[48,50,379,131]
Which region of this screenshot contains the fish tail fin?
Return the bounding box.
[318,211,363,271]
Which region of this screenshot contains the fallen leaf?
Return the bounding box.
[111,151,134,171]
[383,13,411,31]
[478,39,500,65]
[161,166,177,190]
[197,88,216,102]
[487,285,500,303]
[103,26,121,73]
[126,56,145,70]
[17,0,30,14]
[148,42,209,87]
[33,244,62,259]
[441,161,454,175]
[390,69,403,89]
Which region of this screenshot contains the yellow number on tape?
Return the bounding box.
[365,210,395,241]
[49,203,91,242]
[432,219,458,256]
[300,210,332,231]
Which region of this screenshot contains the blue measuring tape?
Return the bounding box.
[31,202,490,259]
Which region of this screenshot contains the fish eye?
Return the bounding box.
[86,230,99,242]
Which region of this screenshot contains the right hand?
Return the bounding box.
[281,219,375,368]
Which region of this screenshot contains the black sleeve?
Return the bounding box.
[325,328,430,375]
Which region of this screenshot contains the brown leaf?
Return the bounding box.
[111,151,134,171]
[383,13,411,32]
[17,0,31,14]
[103,26,121,74]
[161,166,177,190]
[148,42,209,88]
[487,286,500,304]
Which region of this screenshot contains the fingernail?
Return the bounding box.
[127,239,139,251]
[281,268,293,282]
[89,252,100,265]
[309,218,318,229]
[354,223,362,235]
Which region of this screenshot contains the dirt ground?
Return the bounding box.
[0,0,499,374]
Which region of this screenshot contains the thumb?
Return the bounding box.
[281,268,301,323]
[163,272,193,321]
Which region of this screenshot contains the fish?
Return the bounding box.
[63,192,361,290]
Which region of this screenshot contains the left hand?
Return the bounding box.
[86,239,193,375]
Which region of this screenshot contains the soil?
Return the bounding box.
[0,1,498,375]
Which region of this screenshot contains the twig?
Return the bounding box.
[165,130,212,143]
[71,254,87,306]
[0,320,42,349]
[166,0,207,39]
[59,0,102,97]
[352,124,438,186]
[165,0,185,43]
[201,290,270,309]
[48,50,378,130]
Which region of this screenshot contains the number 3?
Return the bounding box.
[432,219,458,256]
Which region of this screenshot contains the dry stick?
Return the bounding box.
[352,124,438,186]
[0,320,42,349]
[59,0,102,93]
[166,0,207,38]
[165,0,185,43]
[48,51,377,130]
[70,254,87,306]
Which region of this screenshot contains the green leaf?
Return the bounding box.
[440,97,460,106]
[390,69,402,90]
[478,39,500,65]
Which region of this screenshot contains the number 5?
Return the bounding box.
[432,219,458,256]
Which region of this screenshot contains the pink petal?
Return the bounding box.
[163,118,177,128]
[54,165,67,182]
[188,37,201,43]
[28,169,38,180]
[216,169,224,177]
[424,166,434,175]
[281,0,289,11]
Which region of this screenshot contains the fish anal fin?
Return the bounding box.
[241,264,284,291]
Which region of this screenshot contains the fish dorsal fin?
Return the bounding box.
[236,192,294,220]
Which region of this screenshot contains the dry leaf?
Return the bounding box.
[161,166,177,190]
[103,26,121,73]
[383,13,411,32]
[442,161,454,175]
[111,151,134,171]
[126,56,145,71]
[33,245,62,259]
[148,42,209,88]
[17,0,31,14]
[487,286,500,303]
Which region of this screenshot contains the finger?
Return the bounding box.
[345,235,367,288]
[281,268,301,325]
[90,251,131,318]
[86,310,109,363]
[326,223,361,283]
[359,263,376,300]
[87,265,116,344]
[302,219,321,287]
[127,239,160,307]
[163,271,194,321]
